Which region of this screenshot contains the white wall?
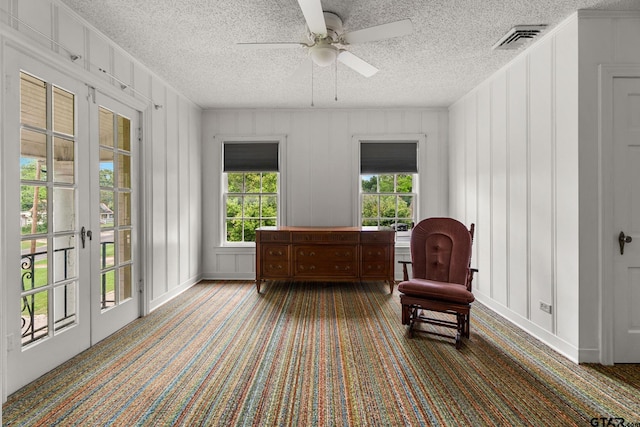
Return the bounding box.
[449,10,640,363]
[450,15,581,360]
[201,108,449,280]
[0,0,202,405]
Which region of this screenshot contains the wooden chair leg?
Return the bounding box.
[465,313,471,338]
[407,306,418,338]
[401,304,409,325]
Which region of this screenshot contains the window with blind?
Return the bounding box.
[222,141,279,243]
[360,141,418,240]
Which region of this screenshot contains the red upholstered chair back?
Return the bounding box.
[410,218,473,287]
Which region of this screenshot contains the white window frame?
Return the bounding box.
[220,135,286,247]
[352,134,425,246]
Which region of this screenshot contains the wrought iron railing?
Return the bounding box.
[21,241,114,345]
[21,246,74,345]
[101,241,115,309]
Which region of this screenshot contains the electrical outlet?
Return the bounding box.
[539,301,552,314]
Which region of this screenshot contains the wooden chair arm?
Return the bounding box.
[398,262,477,287]
[468,268,478,292]
[398,260,412,281]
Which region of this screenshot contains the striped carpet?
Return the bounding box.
[3,280,639,426]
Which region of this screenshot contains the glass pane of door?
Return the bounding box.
[19,72,79,347]
[98,106,134,311]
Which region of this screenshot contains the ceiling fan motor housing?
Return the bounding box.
[322,12,343,40]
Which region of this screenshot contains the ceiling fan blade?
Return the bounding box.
[297,0,327,35]
[236,42,307,49]
[337,51,378,77]
[342,19,413,44]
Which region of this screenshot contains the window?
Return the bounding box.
[98,107,134,310]
[222,141,279,243]
[19,71,78,345]
[359,140,418,242]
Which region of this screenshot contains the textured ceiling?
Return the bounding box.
[59,0,640,109]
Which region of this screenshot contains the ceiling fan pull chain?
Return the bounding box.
[311,62,315,107]
[335,58,338,102]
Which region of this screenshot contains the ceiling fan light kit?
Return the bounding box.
[237,0,414,102]
[309,42,337,67]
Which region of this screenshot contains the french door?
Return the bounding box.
[90,94,140,344]
[5,49,141,395]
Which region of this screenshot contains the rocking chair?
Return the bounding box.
[398,217,476,349]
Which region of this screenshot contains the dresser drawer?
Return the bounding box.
[262,260,290,277]
[294,245,358,277]
[295,261,358,277]
[361,261,389,277]
[292,232,359,243]
[258,231,291,242]
[361,245,389,261]
[262,244,289,260]
[360,231,395,243]
[294,245,357,262]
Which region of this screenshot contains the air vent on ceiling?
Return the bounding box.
[492,25,547,50]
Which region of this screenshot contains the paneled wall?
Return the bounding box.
[0,0,202,314]
[449,15,581,360]
[201,109,449,280]
[148,84,203,310]
[449,11,640,362]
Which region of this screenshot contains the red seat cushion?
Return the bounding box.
[398,279,475,304]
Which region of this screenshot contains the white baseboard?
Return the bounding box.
[475,294,581,363]
[149,274,202,312]
[201,272,256,281]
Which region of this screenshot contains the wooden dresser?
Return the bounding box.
[255,226,395,293]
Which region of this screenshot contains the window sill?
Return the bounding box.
[221,242,256,248]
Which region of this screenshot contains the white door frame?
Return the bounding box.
[598,64,640,365]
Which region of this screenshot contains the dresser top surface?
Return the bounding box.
[257,226,392,233]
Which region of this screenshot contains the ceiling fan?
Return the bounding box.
[237,0,413,78]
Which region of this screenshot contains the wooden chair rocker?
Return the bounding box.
[398,217,476,349]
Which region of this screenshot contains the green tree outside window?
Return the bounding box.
[361,174,415,229]
[225,172,278,243]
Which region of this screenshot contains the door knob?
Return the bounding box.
[619,231,632,255]
[80,227,93,249]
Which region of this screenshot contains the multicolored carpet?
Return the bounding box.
[3,281,639,426]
